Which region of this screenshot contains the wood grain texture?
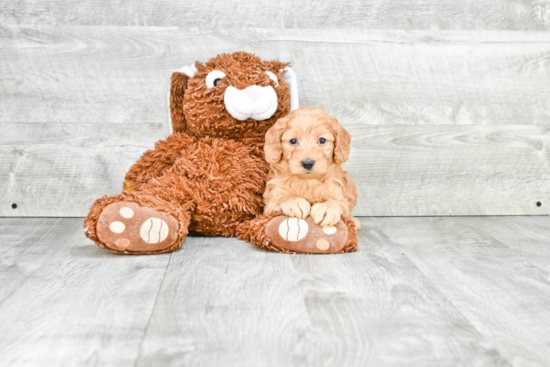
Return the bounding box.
[2,123,548,216]
[135,224,508,367]
[370,216,550,367]
[464,216,550,272]
[347,124,550,216]
[2,26,550,126]
[0,122,169,216]
[3,217,550,366]
[1,0,549,30]
[0,218,171,367]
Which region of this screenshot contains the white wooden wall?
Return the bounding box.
[1,2,549,216]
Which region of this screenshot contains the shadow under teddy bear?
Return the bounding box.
[83,51,358,255]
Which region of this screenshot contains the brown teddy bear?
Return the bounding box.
[84,52,358,254]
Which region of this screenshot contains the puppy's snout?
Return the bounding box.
[301,159,315,170]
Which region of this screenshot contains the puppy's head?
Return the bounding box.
[265,107,351,176]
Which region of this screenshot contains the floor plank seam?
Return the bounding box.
[0,219,55,308]
[382,231,514,364]
[133,251,173,367]
[471,223,550,286]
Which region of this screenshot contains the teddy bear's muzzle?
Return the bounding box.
[224,85,279,121]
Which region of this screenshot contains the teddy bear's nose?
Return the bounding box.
[244,85,262,102]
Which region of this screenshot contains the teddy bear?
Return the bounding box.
[84,51,358,255]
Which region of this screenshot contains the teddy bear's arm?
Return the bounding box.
[123,133,195,191]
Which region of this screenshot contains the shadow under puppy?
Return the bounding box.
[242,107,360,254]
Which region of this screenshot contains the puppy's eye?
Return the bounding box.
[318,137,326,145]
[266,71,279,87]
[205,70,226,88]
[289,138,298,145]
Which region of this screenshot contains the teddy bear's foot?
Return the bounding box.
[96,202,179,253]
[265,215,352,254]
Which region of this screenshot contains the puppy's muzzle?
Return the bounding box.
[301,159,315,170]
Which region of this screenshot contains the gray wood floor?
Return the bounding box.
[1,216,549,367]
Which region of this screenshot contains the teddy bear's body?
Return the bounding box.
[124,132,268,237]
[84,52,358,255]
[85,52,293,253]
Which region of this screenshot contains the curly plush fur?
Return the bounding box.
[84,52,292,254]
[84,52,358,255]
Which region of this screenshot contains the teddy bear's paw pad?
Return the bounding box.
[97,202,179,253]
[266,216,348,254]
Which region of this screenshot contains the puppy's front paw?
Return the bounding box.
[311,203,341,227]
[281,197,311,219]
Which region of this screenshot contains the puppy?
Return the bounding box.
[263,107,360,230]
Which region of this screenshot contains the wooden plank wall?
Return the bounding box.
[0,2,549,216]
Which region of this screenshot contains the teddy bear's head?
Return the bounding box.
[170,52,298,140]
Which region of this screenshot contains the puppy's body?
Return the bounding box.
[263,107,360,229]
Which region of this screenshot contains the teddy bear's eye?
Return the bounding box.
[205,70,226,88]
[318,137,326,145]
[266,71,279,87]
[289,138,298,145]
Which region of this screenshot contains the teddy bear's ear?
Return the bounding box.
[282,67,299,112]
[176,64,198,78]
[168,64,198,134]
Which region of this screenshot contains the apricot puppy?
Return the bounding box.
[263,107,360,229]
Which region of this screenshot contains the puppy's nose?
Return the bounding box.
[301,159,315,170]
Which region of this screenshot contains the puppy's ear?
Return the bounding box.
[265,116,289,164]
[331,117,351,164]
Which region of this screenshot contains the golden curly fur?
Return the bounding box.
[84,52,293,254]
[263,107,360,229]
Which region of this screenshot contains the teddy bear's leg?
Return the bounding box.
[237,215,359,254]
[84,189,193,255]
